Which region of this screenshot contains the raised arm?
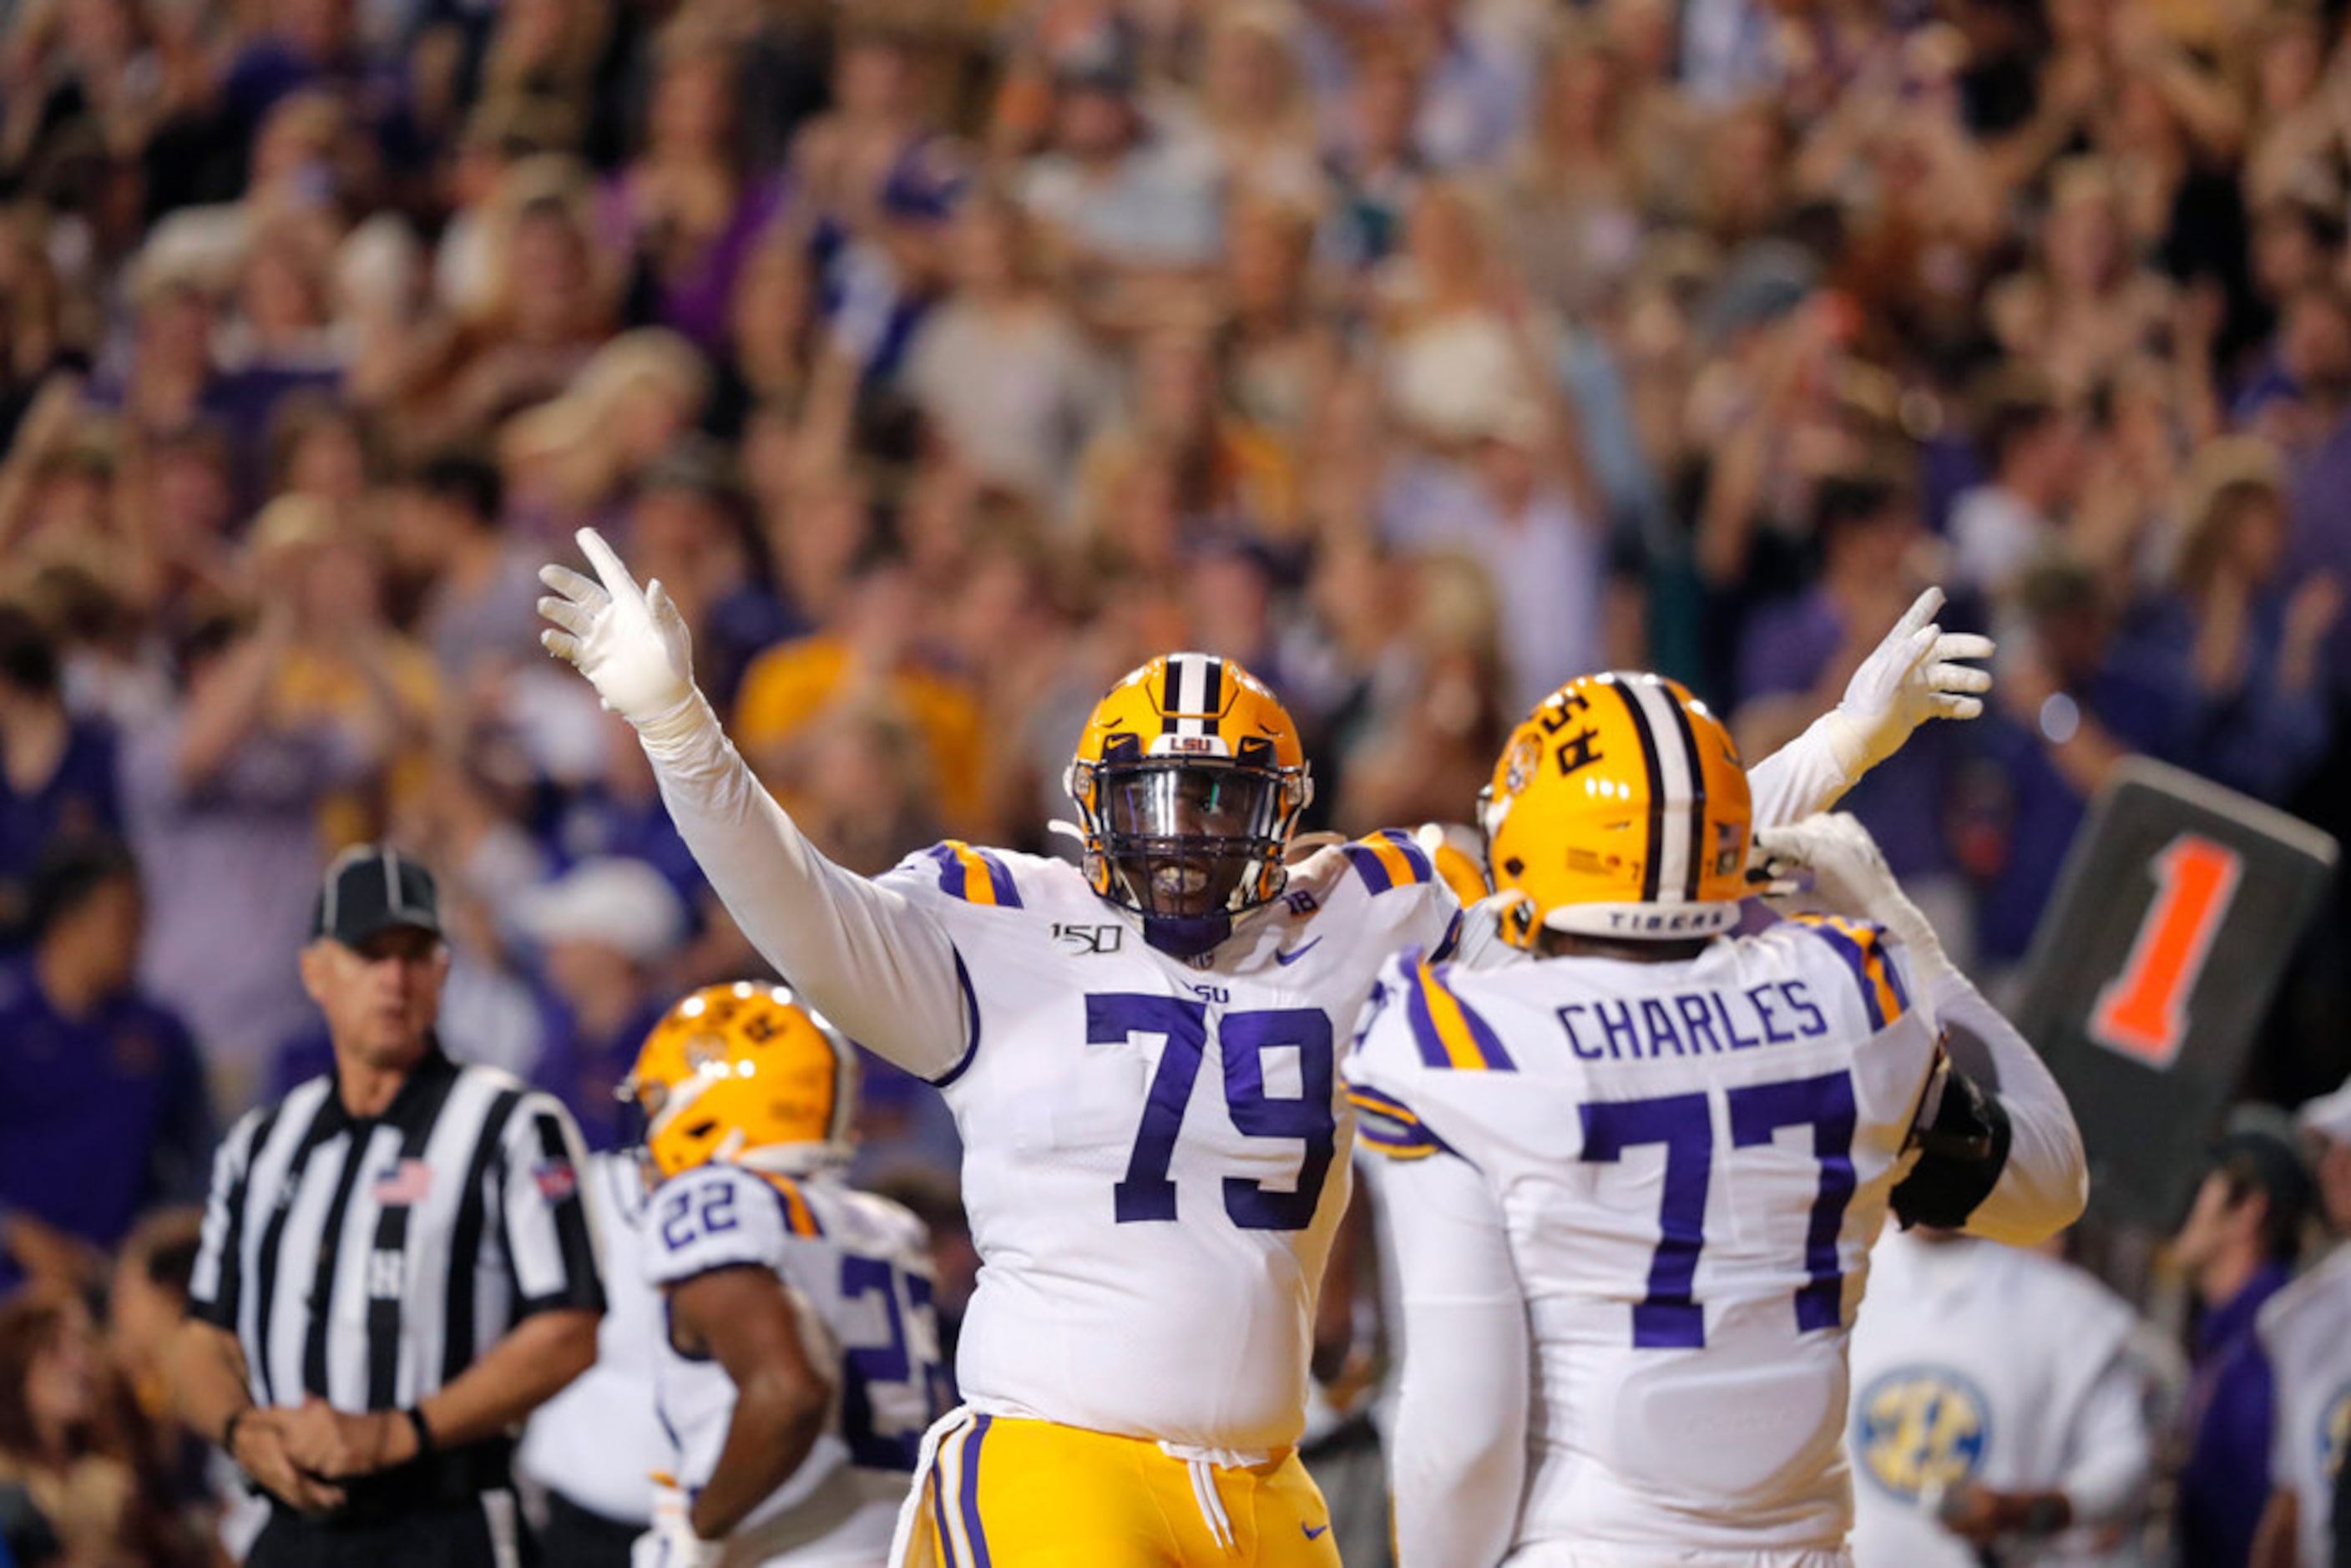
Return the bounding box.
[1756,813,2087,1246]
[538,529,969,1079]
[1747,587,1994,827]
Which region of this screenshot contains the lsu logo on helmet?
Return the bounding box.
[1484,672,1752,949]
[623,983,858,1180]
[1064,652,1312,957]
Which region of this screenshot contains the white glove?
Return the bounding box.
[1818,587,1995,778]
[1752,812,1949,983]
[635,1480,726,1568]
[538,527,697,729]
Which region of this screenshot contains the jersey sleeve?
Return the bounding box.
[1375,1146,1529,1568]
[1320,829,1468,967]
[496,1092,606,1318]
[1918,969,2087,1246]
[634,694,970,1079]
[1746,721,1857,830]
[188,1105,270,1330]
[1344,950,1514,1168]
[641,1164,803,1291]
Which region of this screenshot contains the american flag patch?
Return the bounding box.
[371,1159,432,1206]
[532,1161,578,1203]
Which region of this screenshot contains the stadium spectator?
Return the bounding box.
[512,855,683,1153]
[1969,559,2197,966]
[117,601,367,1096]
[1947,376,2086,604]
[2177,1113,2318,1568]
[0,1287,200,1567]
[0,608,118,954]
[2244,1081,2351,1568]
[104,1210,229,1547]
[2128,435,2339,803]
[598,26,782,355]
[384,448,539,688]
[0,841,210,1300]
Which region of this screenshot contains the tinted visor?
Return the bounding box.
[1096,764,1287,919]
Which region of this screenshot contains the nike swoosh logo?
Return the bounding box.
[1303,1524,1330,1540]
[1275,938,1323,966]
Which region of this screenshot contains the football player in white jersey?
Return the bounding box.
[520,1147,665,1562]
[537,528,1991,1565]
[625,983,947,1567]
[1348,674,2087,1567]
[2248,1081,2351,1568]
[1845,1227,2152,1566]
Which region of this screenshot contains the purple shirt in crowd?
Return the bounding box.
[0,959,213,1294]
[118,711,364,1075]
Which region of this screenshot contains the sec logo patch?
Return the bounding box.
[1855,1366,1990,1500]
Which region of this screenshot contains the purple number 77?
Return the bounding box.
[1580,1070,1857,1350]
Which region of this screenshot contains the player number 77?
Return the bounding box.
[1580,1070,1858,1350]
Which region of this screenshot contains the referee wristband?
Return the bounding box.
[403,1405,437,1461]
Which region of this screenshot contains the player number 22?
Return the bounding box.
[1087,994,1335,1231]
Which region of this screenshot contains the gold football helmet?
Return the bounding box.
[623,983,857,1180]
[1064,652,1312,957]
[1484,672,1752,949]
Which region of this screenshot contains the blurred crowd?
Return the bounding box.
[0,0,2349,1560]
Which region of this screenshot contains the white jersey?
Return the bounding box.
[2259,1245,2351,1568]
[871,834,1458,1452]
[519,1151,665,1525]
[643,1161,944,1564]
[1846,1231,2150,1568]
[1349,916,1941,1555]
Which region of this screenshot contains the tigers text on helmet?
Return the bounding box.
[622,982,858,1181]
[1064,652,1312,959]
[1484,671,1752,950]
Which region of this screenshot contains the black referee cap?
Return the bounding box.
[312,844,442,948]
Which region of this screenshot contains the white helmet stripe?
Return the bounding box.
[1624,677,1697,905]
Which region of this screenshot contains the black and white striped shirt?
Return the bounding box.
[190,1049,604,1413]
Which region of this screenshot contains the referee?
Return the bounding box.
[174,846,604,1565]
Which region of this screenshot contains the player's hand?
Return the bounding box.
[1753,812,1949,979]
[275,1395,412,1479]
[538,527,697,728]
[230,1409,347,1515]
[1823,587,1995,776]
[1938,1482,2071,1544]
[640,1479,726,1568]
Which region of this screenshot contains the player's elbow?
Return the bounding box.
[1393,1442,1519,1568]
[2022,1100,2091,1235]
[742,1362,833,1452]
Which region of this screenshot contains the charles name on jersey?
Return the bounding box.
[1555,978,1833,1062]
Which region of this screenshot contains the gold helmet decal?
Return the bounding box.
[622,983,858,1181]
